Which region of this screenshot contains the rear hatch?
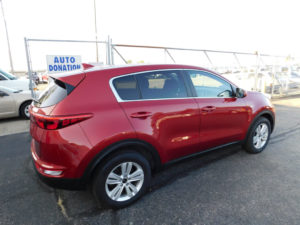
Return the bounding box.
[34,72,85,109]
[30,72,89,157]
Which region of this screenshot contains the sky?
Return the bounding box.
[0,0,300,71]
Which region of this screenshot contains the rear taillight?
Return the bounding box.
[30,109,92,130]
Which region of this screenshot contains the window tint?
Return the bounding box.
[0,70,17,80]
[35,79,71,107]
[188,71,233,98]
[113,75,140,100]
[136,70,187,99]
[0,74,7,81]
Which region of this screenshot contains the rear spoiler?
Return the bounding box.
[50,72,86,87]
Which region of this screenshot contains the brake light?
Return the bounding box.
[30,109,92,130]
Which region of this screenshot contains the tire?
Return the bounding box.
[92,151,151,209]
[243,117,271,154]
[20,101,31,119]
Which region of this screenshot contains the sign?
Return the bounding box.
[46,55,82,74]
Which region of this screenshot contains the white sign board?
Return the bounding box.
[46,55,82,74]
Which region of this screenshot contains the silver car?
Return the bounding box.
[0,86,32,119]
[0,69,36,91]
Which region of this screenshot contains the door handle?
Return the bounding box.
[202,106,216,112]
[130,111,152,119]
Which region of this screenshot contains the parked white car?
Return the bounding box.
[0,86,33,119]
[0,69,36,91]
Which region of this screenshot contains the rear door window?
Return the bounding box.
[112,75,140,100]
[136,70,188,99]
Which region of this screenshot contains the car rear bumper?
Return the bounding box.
[31,140,86,190]
[32,160,85,190]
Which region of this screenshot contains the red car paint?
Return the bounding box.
[30,64,275,186]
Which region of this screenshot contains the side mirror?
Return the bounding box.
[235,88,247,98]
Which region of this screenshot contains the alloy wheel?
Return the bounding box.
[105,162,144,202]
[253,123,269,149]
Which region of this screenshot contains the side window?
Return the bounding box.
[113,75,140,100]
[136,70,188,99]
[188,71,233,98]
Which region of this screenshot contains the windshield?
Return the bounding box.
[0,70,17,80]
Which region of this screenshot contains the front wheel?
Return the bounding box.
[92,151,151,209]
[243,117,271,154]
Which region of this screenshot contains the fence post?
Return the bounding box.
[254,52,260,91]
[110,38,114,65]
[24,37,35,99]
[106,36,113,65]
[271,61,275,97]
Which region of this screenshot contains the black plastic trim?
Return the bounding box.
[33,161,85,190]
[242,110,275,146]
[81,139,162,183]
[164,141,241,167]
[253,110,275,132]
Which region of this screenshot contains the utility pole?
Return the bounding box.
[0,0,14,74]
[94,0,99,62]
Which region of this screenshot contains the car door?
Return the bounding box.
[185,70,250,150]
[0,90,16,117]
[111,70,201,162]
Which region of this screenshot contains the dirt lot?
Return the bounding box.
[0,96,300,225]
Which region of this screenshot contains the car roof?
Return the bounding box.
[83,64,221,80]
[51,64,214,81]
[84,64,209,73]
[51,64,237,87]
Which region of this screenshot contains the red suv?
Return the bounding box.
[30,64,275,208]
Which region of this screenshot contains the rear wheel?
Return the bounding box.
[243,117,271,153]
[20,101,31,119]
[92,151,151,209]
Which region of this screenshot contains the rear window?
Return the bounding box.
[35,79,74,107]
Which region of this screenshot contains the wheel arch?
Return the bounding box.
[244,109,275,143]
[259,111,275,132]
[82,139,162,183]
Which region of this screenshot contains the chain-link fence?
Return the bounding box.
[112,44,300,98]
[24,37,300,99]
